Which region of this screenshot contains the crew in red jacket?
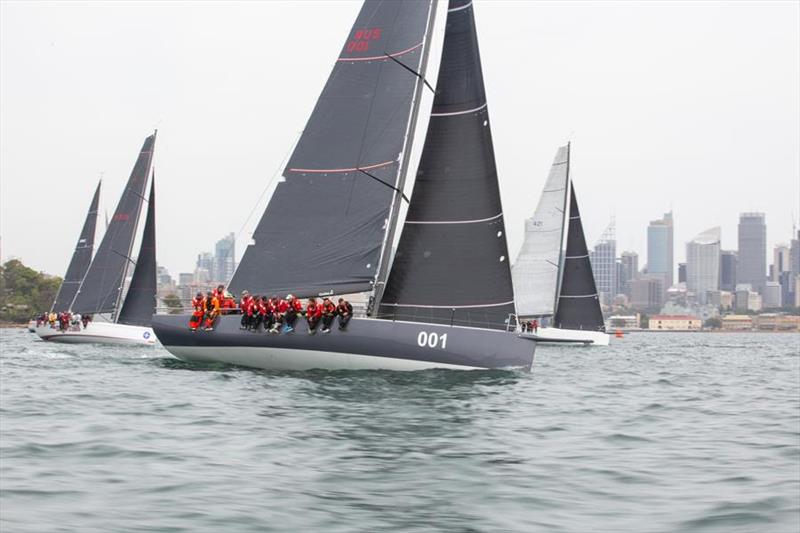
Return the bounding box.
[239,291,253,330]
[270,296,289,333]
[263,296,276,332]
[320,297,337,333]
[283,294,302,333]
[305,298,322,334]
[189,292,205,331]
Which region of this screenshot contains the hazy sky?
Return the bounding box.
[2,0,798,279]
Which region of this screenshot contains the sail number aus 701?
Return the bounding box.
[417,331,448,349]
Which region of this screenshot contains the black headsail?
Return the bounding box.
[117,176,157,326]
[377,0,516,330]
[51,180,101,312]
[229,0,438,298]
[70,133,156,316]
[553,185,605,331]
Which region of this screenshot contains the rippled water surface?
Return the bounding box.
[1,329,798,532]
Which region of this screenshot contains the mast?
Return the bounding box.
[371,0,441,312]
[552,142,571,316]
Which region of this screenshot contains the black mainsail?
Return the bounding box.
[70,133,156,316]
[230,0,438,298]
[377,0,515,330]
[51,180,101,312]
[552,186,605,331]
[117,177,157,327]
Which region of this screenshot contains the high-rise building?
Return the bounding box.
[214,233,236,283]
[619,251,638,298]
[647,211,674,292]
[762,281,782,308]
[686,227,721,305]
[738,213,766,293]
[590,221,617,306]
[719,250,737,292]
[771,244,790,281]
[677,262,687,283]
[196,252,213,273]
[630,276,664,310]
[790,230,800,307]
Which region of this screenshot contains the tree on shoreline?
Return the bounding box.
[0,260,61,323]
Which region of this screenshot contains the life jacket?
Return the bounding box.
[192,296,205,312]
[276,299,289,313]
[290,299,303,312]
[206,296,220,312]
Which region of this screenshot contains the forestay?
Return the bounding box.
[71,133,156,316]
[511,145,570,317]
[378,0,516,330]
[230,0,438,299]
[117,177,157,327]
[52,180,100,312]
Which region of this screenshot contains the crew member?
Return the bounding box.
[270,295,288,333]
[239,290,252,329]
[189,292,205,331]
[320,297,337,333]
[337,298,353,330]
[282,294,303,333]
[204,291,220,331]
[305,298,322,334]
[260,296,273,332]
[532,318,539,334]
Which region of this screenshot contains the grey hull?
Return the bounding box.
[151,315,535,371]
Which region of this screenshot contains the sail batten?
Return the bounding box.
[378,0,516,330]
[51,181,101,312]
[70,133,156,316]
[230,0,437,299]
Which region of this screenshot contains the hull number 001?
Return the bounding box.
[417,331,448,349]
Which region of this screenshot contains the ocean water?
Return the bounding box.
[0,328,798,533]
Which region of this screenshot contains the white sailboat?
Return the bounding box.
[35,132,158,346]
[512,144,610,345]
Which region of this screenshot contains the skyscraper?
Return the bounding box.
[590,221,617,306]
[738,213,766,293]
[619,251,638,297]
[686,227,721,305]
[214,233,236,283]
[719,250,737,292]
[647,211,674,292]
[772,244,790,282]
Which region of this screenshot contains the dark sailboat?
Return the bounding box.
[512,144,608,344]
[152,0,536,371]
[36,132,158,345]
[50,180,101,313]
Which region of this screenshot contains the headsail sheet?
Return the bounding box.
[511,145,569,317]
[71,133,155,315]
[52,180,101,312]
[117,177,157,327]
[230,0,437,298]
[378,0,516,330]
[553,186,605,331]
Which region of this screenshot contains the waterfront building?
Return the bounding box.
[762,281,782,308]
[608,314,640,329]
[721,314,753,331]
[719,250,737,292]
[647,211,674,295]
[686,227,721,305]
[648,315,701,331]
[737,213,766,293]
[754,314,800,331]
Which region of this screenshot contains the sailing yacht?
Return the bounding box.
[152,0,537,371]
[35,133,158,346]
[512,144,610,345]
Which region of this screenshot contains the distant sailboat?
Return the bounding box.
[36,133,158,345]
[512,144,609,345]
[152,0,537,371]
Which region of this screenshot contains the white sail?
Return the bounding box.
[511,144,570,317]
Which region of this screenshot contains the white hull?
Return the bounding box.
[27,320,36,332]
[35,321,156,346]
[169,345,481,371]
[527,327,610,346]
